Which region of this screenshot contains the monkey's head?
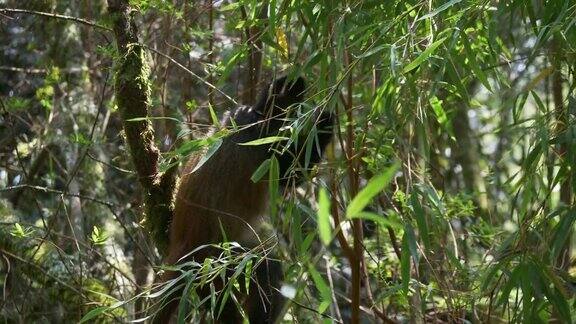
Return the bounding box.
[253,75,306,134]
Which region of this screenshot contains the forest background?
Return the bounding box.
[0,0,575,323]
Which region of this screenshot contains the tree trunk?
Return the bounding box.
[107,0,177,254]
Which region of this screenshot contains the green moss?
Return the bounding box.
[116,44,152,101]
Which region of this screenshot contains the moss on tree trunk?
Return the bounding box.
[108,0,176,253]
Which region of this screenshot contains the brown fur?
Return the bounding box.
[152,76,329,323]
[167,139,269,266]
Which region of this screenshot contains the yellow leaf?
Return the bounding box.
[276,28,288,58]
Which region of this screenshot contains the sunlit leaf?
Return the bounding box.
[417,0,463,21]
[346,162,399,218]
[239,136,289,146]
[308,264,332,313]
[191,139,223,173]
[317,188,332,246]
[251,158,271,183]
[403,37,447,73]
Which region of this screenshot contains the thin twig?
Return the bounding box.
[0,184,156,267]
[0,248,85,296]
[145,45,238,105]
[0,66,84,74]
[1,185,114,206]
[0,8,112,31]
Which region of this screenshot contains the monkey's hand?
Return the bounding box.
[232,105,261,126]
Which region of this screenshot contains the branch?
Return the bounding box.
[240,3,267,105]
[343,48,363,324]
[107,0,176,253]
[0,8,111,32]
[146,46,237,105]
[7,143,62,207]
[0,66,85,74]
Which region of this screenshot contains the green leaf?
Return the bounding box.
[185,99,197,111]
[191,139,223,173]
[551,209,576,262]
[481,263,502,291]
[164,130,227,162]
[177,276,196,323]
[417,0,463,21]
[79,306,110,323]
[429,96,447,125]
[126,116,181,123]
[192,260,207,290]
[461,33,492,91]
[308,264,332,313]
[429,96,454,138]
[219,2,241,11]
[300,233,316,256]
[269,155,280,219]
[400,233,411,295]
[410,193,430,250]
[542,264,572,321]
[317,188,332,246]
[403,37,447,74]
[356,44,388,59]
[239,136,289,146]
[346,162,399,218]
[251,159,271,183]
[89,226,109,245]
[10,223,34,238]
[404,223,419,263]
[348,211,402,230]
[244,259,253,293]
[497,265,521,307]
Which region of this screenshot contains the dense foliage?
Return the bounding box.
[0,0,575,322]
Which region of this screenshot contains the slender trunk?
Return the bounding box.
[451,84,489,217]
[551,40,571,270]
[132,233,150,317]
[343,50,363,324]
[207,0,215,107]
[107,0,177,253]
[241,3,267,105]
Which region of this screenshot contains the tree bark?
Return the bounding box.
[241,3,267,105]
[550,39,572,270]
[107,0,176,254]
[451,81,490,217]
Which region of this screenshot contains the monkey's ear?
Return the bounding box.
[254,75,306,115]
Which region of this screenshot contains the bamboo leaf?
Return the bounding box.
[411,193,430,250]
[404,223,419,263]
[239,136,289,146]
[191,139,223,173]
[317,188,332,246]
[269,155,280,219]
[308,264,332,313]
[461,33,492,91]
[348,211,402,229]
[79,307,111,323]
[251,158,271,183]
[551,209,576,262]
[346,162,400,218]
[403,37,447,73]
[417,0,463,21]
[401,233,411,295]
